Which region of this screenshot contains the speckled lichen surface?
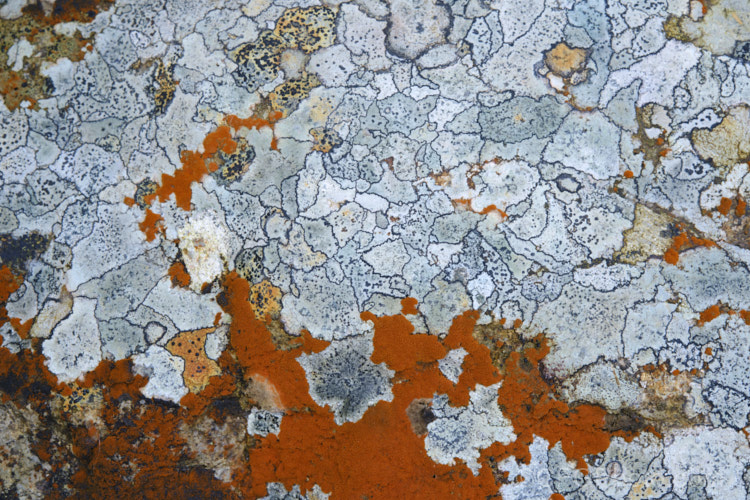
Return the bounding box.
[1,0,750,497]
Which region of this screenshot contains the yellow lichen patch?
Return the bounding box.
[544,42,588,77]
[310,127,343,152]
[633,105,672,165]
[268,72,321,117]
[273,6,337,54]
[692,105,750,167]
[615,204,673,264]
[231,5,335,91]
[166,328,221,393]
[152,60,178,115]
[248,280,283,320]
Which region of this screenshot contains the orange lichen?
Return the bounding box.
[166,328,222,393]
[717,197,733,216]
[624,170,634,178]
[737,197,747,216]
[133,112,282,233]
[400,297,419,315]
[167,261,191,288]
[138,208,163,242]
[663,224,717,265]
[697,304,722,325]
[550,494,566,500]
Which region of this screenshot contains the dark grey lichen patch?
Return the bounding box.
[478,95,570,144]
[297,335,394,424]
[386,0,451,60]
[0,232,50,274]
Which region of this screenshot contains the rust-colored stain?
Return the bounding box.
[453,198,508,218]
[623,170,634,178]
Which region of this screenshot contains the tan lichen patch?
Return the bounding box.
[544,42,588,78]
[664,0,750,55]
[635,365,703,429]
[719,196,750,248]
[614,204,673,264]
[633,105,672,166]
[471,318,533,376]
[179,414,248,483]
[692,105,750,167]
[59,384,103,426]
[405,398,434,435]
[248,280,283,320]
[166,328,222,393]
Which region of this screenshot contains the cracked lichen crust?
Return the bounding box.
[1,0,750,496]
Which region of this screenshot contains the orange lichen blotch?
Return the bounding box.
[697,304,722,326]
[739,310,750,325]
[663,225,717,266]
[166,328,222,393]
[167,261,191,288]
[486,338,639,472]
[442,311,501,406]
[225,110,283,151]
[138,209,163,242]
[400,297,419,315]
[717,197,733,216]
[736,197,747,216]
[550,494,566,500]
[623,170,634,178]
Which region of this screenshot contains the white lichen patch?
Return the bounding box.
[425,383,515,475]
[177,212,231,292]
[42,297,102,382]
